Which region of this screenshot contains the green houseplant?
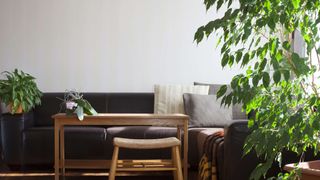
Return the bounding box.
[195,0,320,179]
[0,69,42,114]
[58,90,97,121]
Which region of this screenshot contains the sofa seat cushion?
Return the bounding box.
[23,126,107,165]
[22,127,54,164]
[106,126,178,159]
[64,126,107,159]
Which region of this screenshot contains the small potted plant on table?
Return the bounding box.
[59,90,97,121]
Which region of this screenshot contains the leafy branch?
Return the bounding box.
[195,0,320,179]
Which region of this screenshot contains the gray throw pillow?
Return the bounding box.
[183,93,232,127]
[194,82,247,120]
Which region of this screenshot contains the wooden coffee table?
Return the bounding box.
[52,113,189,180]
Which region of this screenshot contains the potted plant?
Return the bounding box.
[58,90,97,121]
[0,69,42,167]
[0,69,42,114]
[195,0,320,179]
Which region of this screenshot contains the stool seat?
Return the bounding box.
[109,137,184,180]
[114,137,181,149]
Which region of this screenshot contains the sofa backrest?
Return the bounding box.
[34,93,65,126]
[106,93,154,113]
[33,93,154,126]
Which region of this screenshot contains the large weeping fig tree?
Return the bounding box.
[195,0,320,179]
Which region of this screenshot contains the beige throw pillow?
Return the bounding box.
[154,85,209,114]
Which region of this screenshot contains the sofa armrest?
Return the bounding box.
[1,112,34,165]
[223,120,259,180]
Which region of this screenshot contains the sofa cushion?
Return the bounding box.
[183,93,232,127]
[22,126,107,164]
[64,126,107,159]
[194,82,247,119]
[154,85,209,114]
[106,126,178,159]
[22,127,54,164]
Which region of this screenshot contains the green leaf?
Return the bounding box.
[283,70,290,81]
[273,70,281,84]
[227,0,232,8]
[75,106,84,121]
[271,58,280,70]
[262,72,270,88]
[241,53,250,67]
[264,0,271,12]
[204,0,218,11]
[217,0,224,10]
[280,13,286,24]
[292,0,300,9]
[250,160,273,180]
[282,41,291,50]
[309,96,317,106]
[217,85,228,99]
[194,26,205,44]
[267,18,276,30]
[255,37,261,47]
[259,58,267,71]
[236,51,243,63]
[252,74,261,87]
[221,54,229,67]
[292,53,310,76]
[228,55,234,67]
[225,93,233,107]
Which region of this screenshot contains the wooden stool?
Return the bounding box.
[109,137,183,180]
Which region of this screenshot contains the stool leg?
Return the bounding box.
[173,146,183,180]
[172,147,178,180]
[109,146,119,180]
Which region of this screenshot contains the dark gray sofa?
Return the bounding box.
[0,92,224,169]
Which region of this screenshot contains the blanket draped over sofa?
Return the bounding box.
[199,130,224,180]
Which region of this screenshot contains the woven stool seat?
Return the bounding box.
[109,136,183,180]
[114,137,181,149]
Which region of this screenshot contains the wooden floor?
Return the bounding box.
[0,161,197,180]
[0,170,179,180]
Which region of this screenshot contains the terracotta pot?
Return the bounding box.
[284,160,320,180]
[7,103,23,114]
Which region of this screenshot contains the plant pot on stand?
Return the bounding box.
[284,160,320,180]
[0,112,34,170]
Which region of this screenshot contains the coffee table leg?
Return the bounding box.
[60,126,65,176]
[54,122,60,180]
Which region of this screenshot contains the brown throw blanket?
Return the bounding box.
[198,130,224,180]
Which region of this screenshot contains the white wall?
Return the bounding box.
[0,0,242,92]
